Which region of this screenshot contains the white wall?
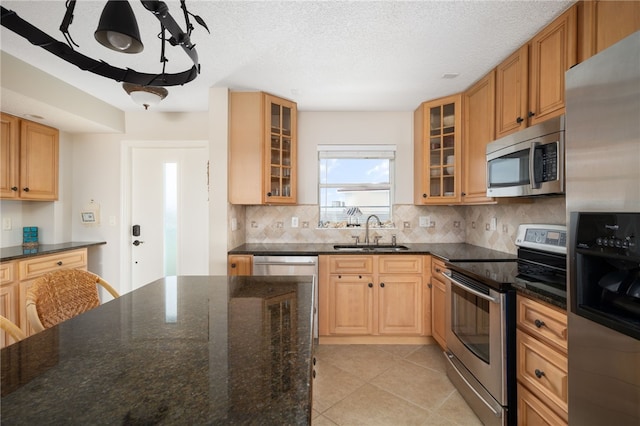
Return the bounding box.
[70,109,213,292]
[297,111,414,204]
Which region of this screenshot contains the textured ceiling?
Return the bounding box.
[1,0,574,114]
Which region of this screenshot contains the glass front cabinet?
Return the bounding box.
[266,95,296,203]
[413,94,462,204]
[229,92,297,205]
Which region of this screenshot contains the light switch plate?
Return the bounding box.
[291,217,299,228]
[419,216,429,228]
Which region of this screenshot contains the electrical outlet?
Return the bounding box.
[291,217,299,228]
[490,217,497,231]
[502,224,509,233]
[419,216,429,227]
[2,217,12,230]
[109,216,117,227]
[231,218,238,231]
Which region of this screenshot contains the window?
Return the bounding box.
[318,145,395,227]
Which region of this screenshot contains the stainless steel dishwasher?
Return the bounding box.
[252,256,318,338]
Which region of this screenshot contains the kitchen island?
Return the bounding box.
[0,275,315,425]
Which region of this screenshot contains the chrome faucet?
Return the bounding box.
[364,214,381,245]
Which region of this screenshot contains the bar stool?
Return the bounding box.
[26,269,119,332]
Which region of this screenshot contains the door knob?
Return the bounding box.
[133,240,144,246]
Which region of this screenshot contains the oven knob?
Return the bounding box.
[623,240,630,249]
[596,237,603,246]
[615,239,622,248]
[601,238,608,246]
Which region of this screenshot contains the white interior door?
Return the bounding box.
[130,144,209,290]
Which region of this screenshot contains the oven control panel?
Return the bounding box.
[515,224,567,254]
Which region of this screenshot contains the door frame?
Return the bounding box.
[120,140,209,294]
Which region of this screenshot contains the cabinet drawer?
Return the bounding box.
[328,256,373,274]
[378,255,423,274]
[517,329,568,418]
[517,382,567,426]
[0,262,17,285]
[431,258,448,278]
[517,295,567,354]
[19,249,87,280]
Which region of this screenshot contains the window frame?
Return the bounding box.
[317,145,396,227]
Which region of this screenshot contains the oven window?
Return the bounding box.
[451,285,491,364]
[487,149,530,188]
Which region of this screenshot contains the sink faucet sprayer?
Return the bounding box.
[364,215,381,245]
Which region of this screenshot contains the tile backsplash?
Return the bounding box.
[229,196,566,255]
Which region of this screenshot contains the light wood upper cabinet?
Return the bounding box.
[414,94,463,205]
[496,6,577,138]
[463,71,496,204]
[578,0,640,62]
[528,5,577,126]
[1,113,20,199]
[496,45,529,139]
[1,113,58,201]
[229,92,297,205]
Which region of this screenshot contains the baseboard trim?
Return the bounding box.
[319,336,435,345]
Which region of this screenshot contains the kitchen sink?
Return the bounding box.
[333,244,410,252]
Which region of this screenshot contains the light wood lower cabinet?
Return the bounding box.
[319,254,429,337]
[228,255,253,276]
[0,248,88,346]
[0,261,20,347]
[516,295,568,424]
[430,257,448,349]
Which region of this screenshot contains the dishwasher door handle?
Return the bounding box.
[253,261,317,267]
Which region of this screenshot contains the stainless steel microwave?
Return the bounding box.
[486,115,565,198]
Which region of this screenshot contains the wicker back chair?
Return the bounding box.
[0,314,26,344]
[26,269,119,333]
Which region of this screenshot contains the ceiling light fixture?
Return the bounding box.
[123,83,168,110]
[94,0,144,54]
[0,1,209,99]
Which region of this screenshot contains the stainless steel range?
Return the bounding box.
[443,224,567,426]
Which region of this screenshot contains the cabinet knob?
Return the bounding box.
[534,369,545,379]
[435,267,441,273]
[428,283,433,289]
[380,282,385,288]
[461,192,466,196]
[57,261,63,266]
[23,187,30,192]
[267,192,272,197]
[11,186,18,192]
[422,193,427,198]
[516,116,524,124]
[534,319,545,328]
[528,111,535,118]
[230,263,236,268]
[368,283,373,288]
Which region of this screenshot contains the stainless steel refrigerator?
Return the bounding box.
[565,31,640,425]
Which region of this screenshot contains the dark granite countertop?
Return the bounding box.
[0,241,106,262]
[229,242,517,262]
[1,275,315,425]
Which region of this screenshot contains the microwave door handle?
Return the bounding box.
[441,271,499,303]
[530,142,540,189]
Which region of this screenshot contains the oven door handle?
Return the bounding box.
[442,272,499,304]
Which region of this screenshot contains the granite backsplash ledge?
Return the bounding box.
[227,197,565,255]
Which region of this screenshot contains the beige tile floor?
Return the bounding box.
[312,344,483,426]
